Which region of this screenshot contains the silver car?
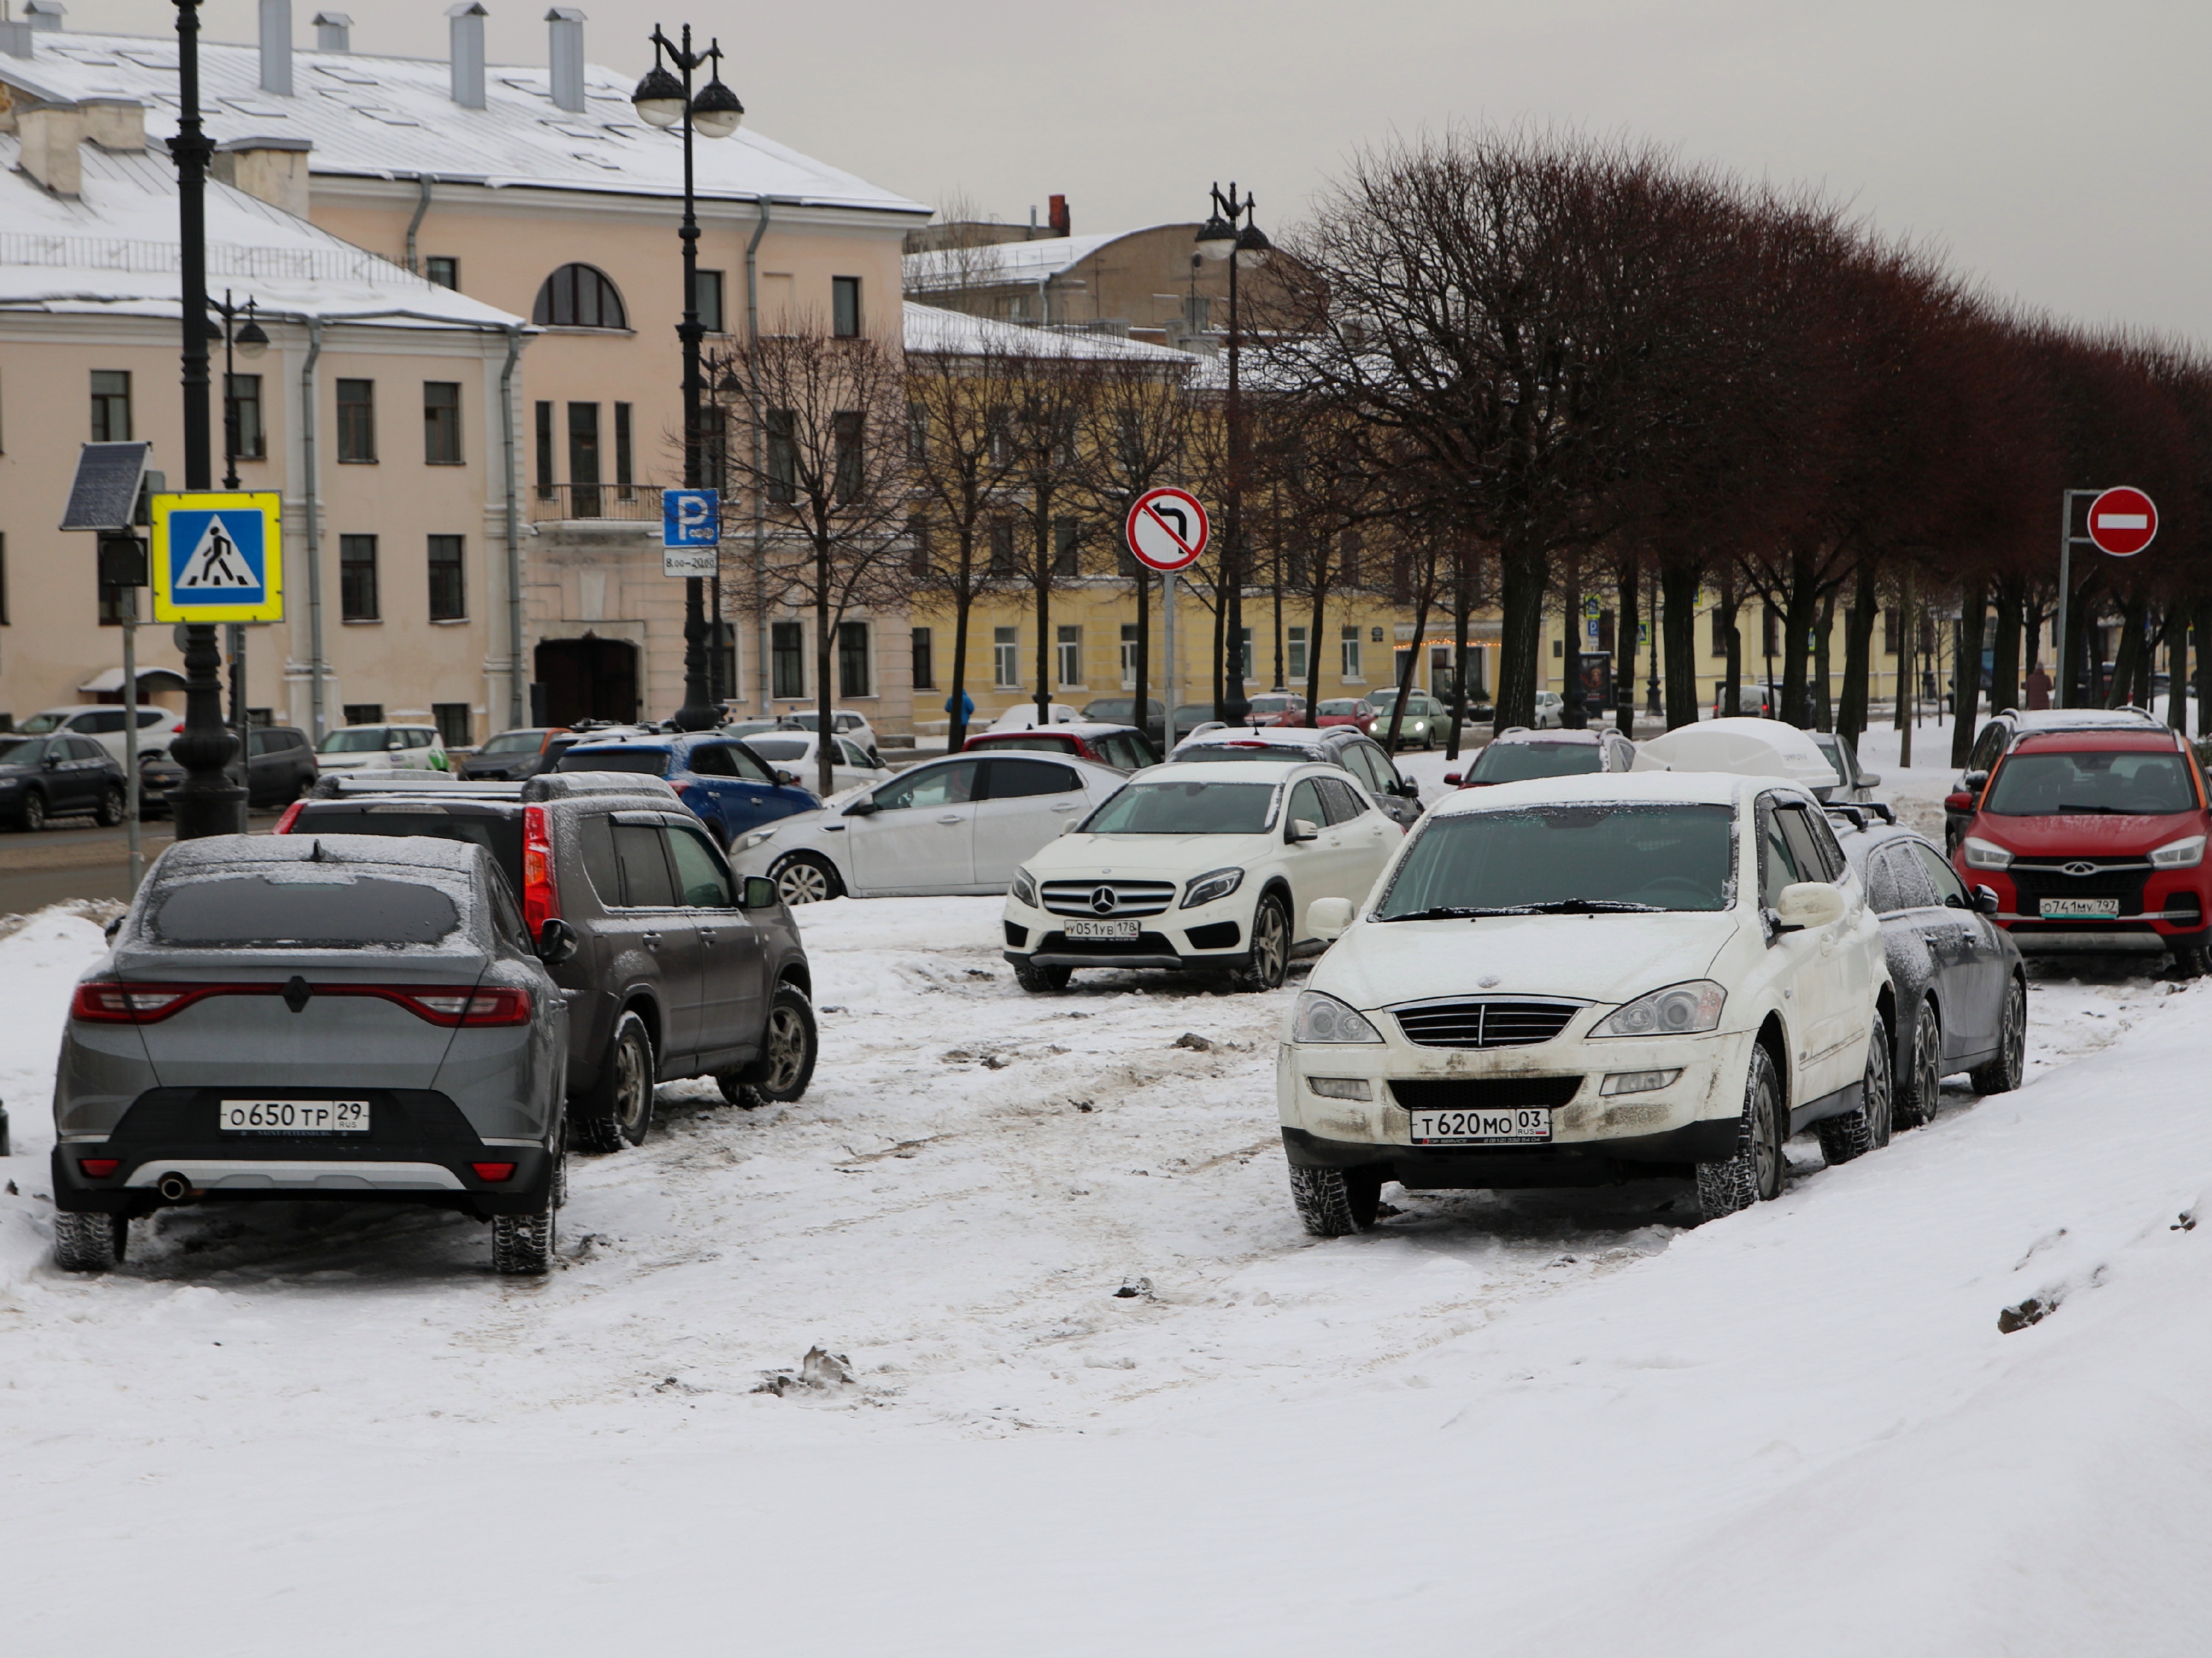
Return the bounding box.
[50,834,571,1275]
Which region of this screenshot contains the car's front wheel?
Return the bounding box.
[716,982,818,1106]
[1697,1042,1784,1220]
[575,1011,654,1152]
[15,791,47,833]
[1288,1164,1382,1236]
[1014,960,1072,993]
[1228,894,1289,992]
[95,785,125,827]
[769,851,841,905]
[1894,1000,1944,1130]
[54,1211,128,1272]
[1817,1012,1894,1164]
[1969,975,2027,1094]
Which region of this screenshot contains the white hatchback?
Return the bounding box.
[1277,772,1894,1233]
[1004,759,1403,993]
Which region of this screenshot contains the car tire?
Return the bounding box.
[1816,1012,1894,1164]
[1895,1000,1944,1130]
[17,791,47,833]
[1229,894,1289,992]
[769,851,841,906]
[492,1116,563,1276]
[1014,960,1072,994]
[574,1010,654,1152]
[1969,975,2027,1095]
[715,982,818,1107]
[94,785,125,827]
[2170,943,2209,980]
[1697,1042,1784,1220]
[1421,724,1435,751]
[1288,1164,1382,1237]
[54,1211,127,1272]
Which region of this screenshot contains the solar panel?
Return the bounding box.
[59,442,151,532]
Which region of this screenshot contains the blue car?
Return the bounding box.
[555,735,818,846]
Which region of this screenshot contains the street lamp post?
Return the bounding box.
[166,0,245,838]
[1195,182,1270,727]
[633,25,743,733]
[212,291,268,790]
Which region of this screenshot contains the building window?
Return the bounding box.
[423,382,462,465]
[833,410,864,503]
[337,379,376,463]
[911,626,935,690]
[1340,624,1362,682]
[532,263,627,329]
[343,702,383,727]
[90,370,131,442]
[1337,530,1360,587]
[1055,625,1083,688]
[225,373,264,460]
[1761,604,1779,657]
[0,532,8,625]
[1883,607,1900,656]
[766,408,796,504]
[1053,518,1080,577]
[427,534,465,621]
[837,621,871,699]
[1236,626,1254,685]
[907,402,928,461]
[710,621,736,697]
[425,255,460,290]
[772,620,806,699]
[832,276,862,338]
[989,519,1015,576]
[615,403,634,498]
[1712,604,1733,656]
[1288,625,1308,683]
[1120,623,1138,687]
[907,514,932,578]
[693,268,725,333]
[568,402,601,516]
[993,626,1020,688]
[340,534,379,621]
[432,702,471,748]
[534,401,555,498]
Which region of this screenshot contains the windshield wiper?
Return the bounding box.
[2053,803,2124,814]
[1381,898,1664,922]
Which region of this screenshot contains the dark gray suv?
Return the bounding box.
[281,772,817,1152]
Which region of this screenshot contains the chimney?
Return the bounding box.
[212,134,313,217]
[17,100,84,196]
[1048,194,1070,238]
[24,1,65,29]
[81,95,147,151]
[447,2,486,110]
[259,0,293,96]
[313,11,352,52]
[546,7,584,114]
[0,20,33,56]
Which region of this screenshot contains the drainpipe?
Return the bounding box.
[404,173,432,274]
[501,323,526,728]
[747,197,770,713]
[302,317,327,739]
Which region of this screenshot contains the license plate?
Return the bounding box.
[2039,898,2120,919]
[220,1099,370,1134]
[1064,919,1139,940]
[1409,1107,1552,1145]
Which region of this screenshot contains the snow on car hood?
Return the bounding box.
[1023,830,1275,880]
[1314,908,1742,1012]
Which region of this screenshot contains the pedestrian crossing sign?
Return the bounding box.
[149,492,282,623]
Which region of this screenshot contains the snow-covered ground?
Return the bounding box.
[3,771,2209,1654]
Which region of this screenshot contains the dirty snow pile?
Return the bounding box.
[1,898,2209,1656]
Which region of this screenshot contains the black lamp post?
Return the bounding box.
[212,291,268,789]
[165,0,245,838]
[634,25,743,733]
[1195,183,1270,727]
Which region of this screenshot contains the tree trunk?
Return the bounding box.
[1210,572,1227,721]
[1991,577,2022,719]
[1448,546,1473,760]
[2169,609,2188,732]
[1838,563,1877,746]
[2196,597,2212,740]
[1952,577,1987,768]
[1032,494,1053,725]
[945,531,978,754]
[1720,576,1742,717]
[1132,562,1150,750]
[1382,579,1432,751]
[1812,590,1835,732]
[1561,554,1585,730]
[1304,584,1328,743]
[1615,553,1638,736]
[2106,597,2145,710]
[1780,556,1819,728]
[813,543,835,799]
[1660,563,1700,730]
[1895,567,1914,768]
[1495,539,1547,732]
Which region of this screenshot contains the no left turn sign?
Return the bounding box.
[1124,486,1210,573]
[2087,486,2157,557]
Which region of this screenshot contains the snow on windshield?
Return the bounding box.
[319,728,392,753]
[1377,803,1736,916]
[1985,751,2196,816]
[1083,780,1278,835]
[745,738,810,761]
[148,873,462,947]
[1468,742,1603,783]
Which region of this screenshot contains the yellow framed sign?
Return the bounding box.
[150,492,283,623]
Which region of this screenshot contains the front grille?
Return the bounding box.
[1036,929,1177,957]
[1390,1076,1584,1110]
[1040,878,1177,919]
[1392,999,1580,1048]
[2008,859,2151,916]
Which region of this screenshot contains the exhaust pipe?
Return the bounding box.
[157,1172,192,1201]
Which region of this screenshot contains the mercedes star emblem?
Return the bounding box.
[1090,886,1119,915]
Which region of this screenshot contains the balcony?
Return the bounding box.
[528,483,662,524]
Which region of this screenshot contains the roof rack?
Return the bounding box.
[521,772,681,802]
[310,771,520,798]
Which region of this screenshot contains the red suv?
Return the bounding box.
[1953,728,2212,975]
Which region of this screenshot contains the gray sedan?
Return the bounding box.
[50,834,571,1275]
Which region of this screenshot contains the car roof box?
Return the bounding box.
[522,772,682,802]
[1633,717,1840,790]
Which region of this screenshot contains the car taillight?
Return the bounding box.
[78,1159,121,1178]
[70,981,529,1026]
[273,798,309,834]
[522,804,559,931]
[70,982,211,1022]
[470,1162,517,1183]
[394,987,533,1027]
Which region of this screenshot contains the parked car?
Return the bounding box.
[280,771,817,1143]
[1164,726,1425,831]
[776,708,883,756]
[14,704,184,764]
[1711,681,1785,720]
[1446,726,1637,787]
[315,722,448,773]
[719,719,784,741]
[742,731,896,796]
[1944,706,2166,851]
[1242,691,1307,728]
[1810,731,1885,809]
[51,834,571,1274]
[729,751,1127,905]
[555,733,819,849]
[1829,811,2025,1125]
[1363,687,1455,749]
[1531,690,1565,729]
[986,702,1083,732]
[145,723,319,814]
[460,727,572,782]
[1080,698,1166,747]
[1005,758,1403,994]
[1279,772,1895,1234]
[964,721,1160,772]
[0,733,127,830]
[1169,704,1219,742]
[1953,726,2212,976]
[1312,698,1376,735]
[1636,717,1842,794]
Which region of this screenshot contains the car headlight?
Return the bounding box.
[1304,1075,1372,1101]
[1010,868,1038,907]
[1182,866,1244,909]
[1960,837,2013,871]
[741,827,780,853]
[1291,990,1384,1044]
[2151,835,2205,869]
[1594,980,1726,1038]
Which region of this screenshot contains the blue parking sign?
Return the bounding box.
[663,488,720,548]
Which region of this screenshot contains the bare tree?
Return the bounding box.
[998,347,1095,724]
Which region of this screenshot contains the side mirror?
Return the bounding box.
[1944,791,1974,812]
[104,916,124,942]
[1773,881,1846,932]
[1307,896,1355,940]
[1974,885,2001,916]
[1058,819,1079,836]
[41,753,60,771]
[843,796,879,816]
[1859,772,1882,788]
[739,875,780,910]
[775,769,800,787]
[868,749,884,768]
[387,738,405,751]
[1398,780,1419,798]
[1442,773,1462,786]
[536,917,579,965]
[1962,770,1989,792]
[1288,818,1320,843]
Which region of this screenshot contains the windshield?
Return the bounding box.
[744,738,811,761]
[480,730,544,754]
[319,729,391,753]
[1318,700,1362,716]
[1164,743,1309,765]
[1171,706,1214,726]
[16,713,65,734]
[1467,742,1602,784]
[1376,803,1736,918]
[1084,700,1134,722]
[557,750,670,776]
[0,738,45,766]
[151,874,461,947]
[293,810,521,893]
[1082,780,1278,835]
[1985,750,2198,816]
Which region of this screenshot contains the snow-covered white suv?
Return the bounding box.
[1278,772,1895,1233]
[1005,758,1403,993]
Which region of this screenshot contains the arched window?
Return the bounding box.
[533,263,627,329]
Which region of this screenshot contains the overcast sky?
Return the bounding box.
[81,0,2212,342]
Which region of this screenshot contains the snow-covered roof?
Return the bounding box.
[4,29,925,215]
[0,135,523,329]
[903,302,1198,365]
[903,230,1145,293]
[1429,770,1774,817]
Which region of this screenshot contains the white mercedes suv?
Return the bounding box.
[1005,759,1403,993]
[1278,771,1896,1232]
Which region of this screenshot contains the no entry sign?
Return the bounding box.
[2087,486,2157,557]
[1124,486,1210,573]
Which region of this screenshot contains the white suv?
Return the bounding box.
[15,705,184,763]
[314,723,448,773]
[1005,758,1403,993]
[1278,772,1894,1233]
